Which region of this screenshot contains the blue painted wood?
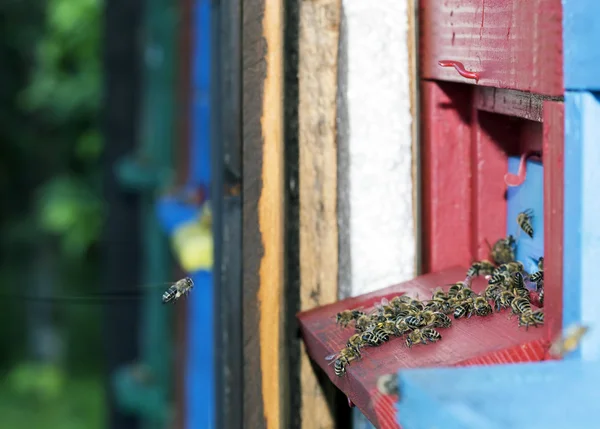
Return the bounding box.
[397,360,600,429]
[563,1,600,90]
[506,158,544,279]
[187,0,214,426]
[564,91,600,362]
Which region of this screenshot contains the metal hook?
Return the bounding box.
[504,151,542,187]
[438,60,480,83]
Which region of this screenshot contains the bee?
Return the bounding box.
[362,326,390,346]
[510,296,532,316]
[549,324,589,358]
[162,277,195,304]
[537,256,544,271]
[390,295,412,308]
[511,272,527,291]
[487,271,509,286]
[447,282,467,298]
[442,296,461,315]
[494,290,515,311]
[346,333,367,354]
[394,317,412,335]
[325,347,361,377]
[517,209,534,238]
[377,320,398,336]
[538,286,544,306]
[518,310,544,330]
[355,314,373,332]
[421,327,442,344]
[403,314,424,329]
[488,235,516,265]
[473,296,493,317]
[483,284,502,301]
[494,261,525,275]
[432,288,448,301]
[336,308,365,327]
[466,259,496,277]
[423,300,442,312]
[405,329,425,348]
[424,311,452,328]
[454,298,474,319]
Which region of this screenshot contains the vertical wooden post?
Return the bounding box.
[242,0,286,427]
[298,0,341,428]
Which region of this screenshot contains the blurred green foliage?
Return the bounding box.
[0,0,105,425]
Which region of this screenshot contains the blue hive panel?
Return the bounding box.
[506,157,544,278]
[397,360,600,429]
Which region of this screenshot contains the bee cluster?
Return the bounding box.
[326,209,544,377]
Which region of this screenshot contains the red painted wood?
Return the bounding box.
[420,0,563,96]
[470,109,511,260]
[543,101,564,340]
[421,82,473,273]
[297,267,548,429]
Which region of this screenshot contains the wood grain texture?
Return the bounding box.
[475,87,547,123]
[420,0,563,96]
[543,101,564,341]
[242,0,285,427]
[421,81,473,273]
[298,0,341,427]
[409,0,421,275]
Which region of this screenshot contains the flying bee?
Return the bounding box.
[421,327,442,344]
[467,259,496,277]
[454,298,474,319]
[362,326,390,346]
[405,329,425,348]
[494,290,515,311]
[162,277,195,304]
[488,235,516,266]
[517,209,534,238]
[473,296,493,317]
[510,296,532,316]
[549,324,590,358]
[336,308,365,327]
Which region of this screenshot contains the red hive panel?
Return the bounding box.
[297,267,549,428]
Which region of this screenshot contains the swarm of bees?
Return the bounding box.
[326,209,545,377]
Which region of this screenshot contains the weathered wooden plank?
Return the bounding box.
[408,0,421,275]
[298,0,341,428]
[474,87,546,123]
[242,0,286,427]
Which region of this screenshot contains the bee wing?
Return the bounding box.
[463,275,473,287]
[380,297,389,306]
[324,353,339,361]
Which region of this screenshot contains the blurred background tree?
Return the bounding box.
[0,0,105,427]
